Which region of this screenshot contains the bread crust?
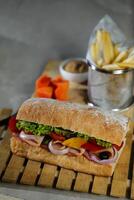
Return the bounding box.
[11,136,119,176]
[16,98,128,145]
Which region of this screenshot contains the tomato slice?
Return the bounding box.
[8,115,19,134]
[81,142,105,152]
[50,132,65,141]
[113,141,123,151]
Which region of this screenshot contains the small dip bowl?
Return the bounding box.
[59,58,88,83]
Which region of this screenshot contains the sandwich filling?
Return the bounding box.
[9,116,124,165]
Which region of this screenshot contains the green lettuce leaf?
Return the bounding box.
[16,120,112,148]
[16,121,52,136]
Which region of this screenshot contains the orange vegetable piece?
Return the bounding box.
[36,86,53,98]
[63,137,87,149]
[35,75,69,100]
[54,82,69,101]
[36,75,51,89]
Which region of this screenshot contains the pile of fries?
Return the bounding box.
[90,29,134,71]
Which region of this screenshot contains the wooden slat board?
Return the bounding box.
[2,155,25,183]
[56,168,75,190]
[20,160,41,185]
[74,173,93,192]
[0,60,134,199]
[131,162,134,199]
[0,108,12,121]
[38,164,57,187]
[91,176,110,195]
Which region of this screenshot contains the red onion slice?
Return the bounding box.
[20,131,44,146]
[48,140,69,155]
[84,147,118,164]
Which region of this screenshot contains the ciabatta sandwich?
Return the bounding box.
[9,98,128,176]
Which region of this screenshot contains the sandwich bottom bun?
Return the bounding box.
[10,137,124,176]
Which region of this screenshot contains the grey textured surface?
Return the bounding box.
[0,183,127,200]
[0,194,23,200]
[0,0,133,199]
[0,0,134,112]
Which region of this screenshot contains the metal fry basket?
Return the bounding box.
[87,61,134,110]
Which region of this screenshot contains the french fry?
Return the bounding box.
[102,64,121,71]
[97,58,103,67]
[113,50,128,63]
[90,42,97,63]
[96,30,103,47]
[117,62,134,69]
[90,28,134,71]
[122,55,134,63]
[102,30,110,64]
[102,62,134,71]
[95,40,101,64]
[104,31,114,63]
[114,44,120,57]
[96,30,104,63]
[95,30,115,65]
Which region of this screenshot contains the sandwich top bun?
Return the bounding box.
[16,98,128,146]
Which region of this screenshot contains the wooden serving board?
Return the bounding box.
[0,60,134,199]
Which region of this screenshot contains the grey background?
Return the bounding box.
[0,0,134,112]
[0,0,133,199]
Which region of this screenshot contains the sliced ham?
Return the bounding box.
[68,148,85,156]
[19,131,44,147]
